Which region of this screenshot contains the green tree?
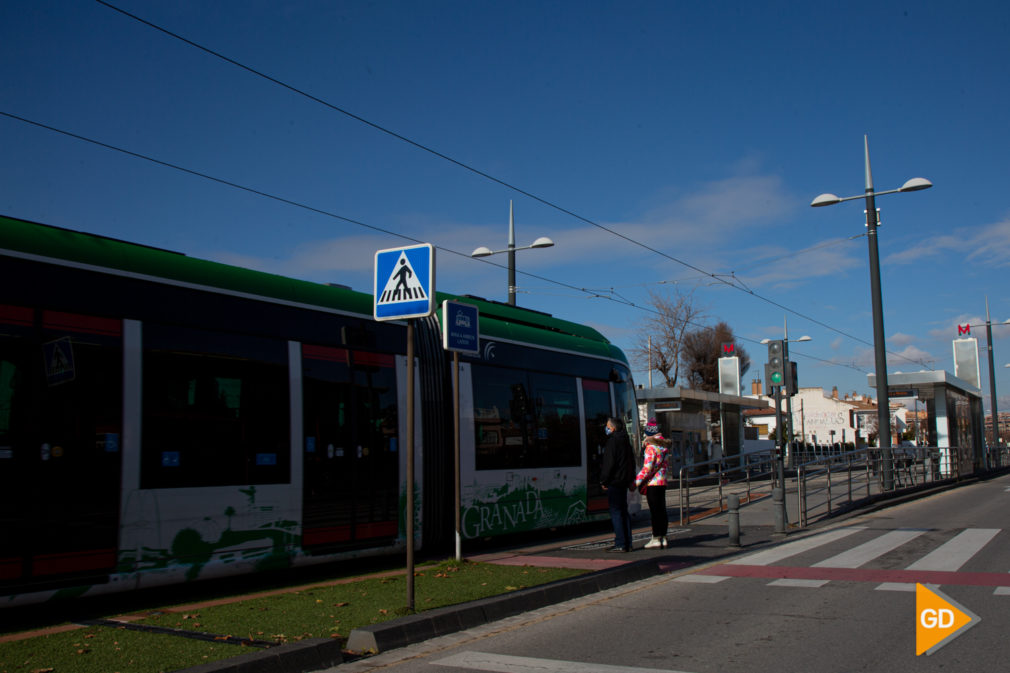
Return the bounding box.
[681,321,751,392]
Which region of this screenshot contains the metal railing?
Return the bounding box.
[793,446,973,527]
[673,444,1005,528]
[676,451,777,526]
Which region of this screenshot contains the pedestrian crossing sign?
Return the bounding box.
[373,243,435,321]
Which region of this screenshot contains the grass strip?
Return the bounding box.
[0,559,584,673]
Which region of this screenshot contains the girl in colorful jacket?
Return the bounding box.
[635,418,672,548]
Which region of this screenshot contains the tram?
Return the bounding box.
[0,214,638,606]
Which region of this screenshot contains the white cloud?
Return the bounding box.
[928,314,983,341]
[850,345,937,370]
[889,332,919,347]
[738,239,862,289]
[886,218,1010,268]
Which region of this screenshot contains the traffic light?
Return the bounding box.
[766,340,786,389]
[785,360,798,396]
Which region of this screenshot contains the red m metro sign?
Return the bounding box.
[721,342,735,355]
[957,324,971,336]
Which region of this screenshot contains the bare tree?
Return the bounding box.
[681,321,751,392]
[629,289,706,387]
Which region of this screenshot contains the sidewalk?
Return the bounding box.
[10,477,889,673]
[342,490,790,658]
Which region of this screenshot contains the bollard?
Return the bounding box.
[727,493,741,547]
[773,487,787,535]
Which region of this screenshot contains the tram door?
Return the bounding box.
[0,306,122,593]
[582,379,612,514]
[301,345,399,551]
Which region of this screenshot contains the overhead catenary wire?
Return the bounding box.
[91,0,932,371]
[0,108,870,377]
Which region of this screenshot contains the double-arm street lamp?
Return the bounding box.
[471,201,554,306]
[811,135,932,490]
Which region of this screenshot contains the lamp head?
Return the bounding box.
[471,246,493,258]
[811,193,841,207]
[530,236,554,249]
[796,335,812,342]
[899,177,932,192]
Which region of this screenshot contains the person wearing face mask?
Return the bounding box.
[599,417,636,552]
[635,418,672,548]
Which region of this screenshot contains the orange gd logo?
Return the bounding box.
[916,583,980,656]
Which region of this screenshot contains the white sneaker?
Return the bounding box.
[644,536,662,549]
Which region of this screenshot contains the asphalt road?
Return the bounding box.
[327,472,1010,673]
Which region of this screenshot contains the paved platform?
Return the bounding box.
[13,475,931,673]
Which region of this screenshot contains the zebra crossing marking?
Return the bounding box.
[876,528,1000,592]
[812,528,926,569]
[689,527,1010,592]
[726,527,865,567]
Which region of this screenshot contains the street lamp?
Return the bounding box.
[811,135,932,490]
[471,200,554,306]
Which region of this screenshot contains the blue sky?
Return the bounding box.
[2,1,1009,411]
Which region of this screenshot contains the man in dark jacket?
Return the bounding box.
[599,417,635,551]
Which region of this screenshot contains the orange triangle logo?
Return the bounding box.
[916,583,979,656]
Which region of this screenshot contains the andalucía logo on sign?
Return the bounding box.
[916,583,980,656]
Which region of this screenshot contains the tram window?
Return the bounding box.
[0,306,123,581]
[528,372,580,468]
[302,345,399,546]
[142,324,289,489]
[582,379,611,496]
[472,364,580,470]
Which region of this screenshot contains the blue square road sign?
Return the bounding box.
[374,244,435,321]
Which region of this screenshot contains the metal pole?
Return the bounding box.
[863,136,893,490]
[646,333,654,386]
[405,320,415,611]
[783,317,794,468]
[507,200,516,306]
[800,398,805,457]
[773,385,788,531]
[727,494,741,547]
[774,385,785,488]
[985,297,999,467]
[453,351,461,561]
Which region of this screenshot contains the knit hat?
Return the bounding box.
[643,418,659,436]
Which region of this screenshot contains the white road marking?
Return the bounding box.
[673,574,730,584]
[768,578,830,588]
[433,651,697,673]
[812,528,926,568]
[726,527,865,567]
[876,528,1000,592]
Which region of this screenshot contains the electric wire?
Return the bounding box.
[91,0,930,371]
[1,109,867,377]
[0,107,878,377]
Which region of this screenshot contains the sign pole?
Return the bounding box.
[405,319,415,611]
[453,350,461,561]
[372,243,434,613]
[440,299,479,561]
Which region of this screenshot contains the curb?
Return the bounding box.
[179,638,344,673]
[345,558,662,654]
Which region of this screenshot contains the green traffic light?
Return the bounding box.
[771,372,783,384]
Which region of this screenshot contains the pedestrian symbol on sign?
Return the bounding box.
[373,243,435,321]
[378,253,428,305]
